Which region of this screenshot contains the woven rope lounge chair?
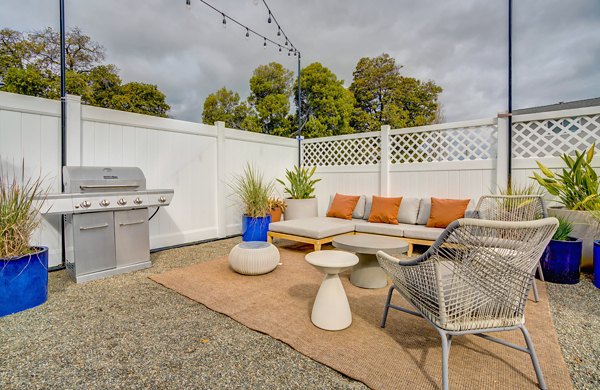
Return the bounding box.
[473,195,548,302]
[377,217,558,390]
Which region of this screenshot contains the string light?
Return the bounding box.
[186,0,191,10]
[190,0,299,57]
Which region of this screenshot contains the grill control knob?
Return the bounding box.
[134,197,143,205]
[100,199,110,207]
[117,198,127,206]
[158,196,167,203]
[81,201,92,208]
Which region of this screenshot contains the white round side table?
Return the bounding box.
[305,250,359,331]
[228,241,280,275]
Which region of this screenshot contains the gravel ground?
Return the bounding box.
[1,238,598,389]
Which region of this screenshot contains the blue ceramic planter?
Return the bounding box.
[0,247,48,317]
[594,240,600,289]
[541,239,582,284]
[242,215,271,242]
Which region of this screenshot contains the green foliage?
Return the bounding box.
[248,62,293,136]
[0,163,47,259]
[552,217,573,241]
[530,144,599,210]
[497,182,541,196]
[229,164,274,218]
[276,166,321,199]
[294,62,355,138]
[349,53,442,132]
[0,27,170,117]
[202,87,249,128]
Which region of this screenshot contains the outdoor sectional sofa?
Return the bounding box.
[267,195,473,255]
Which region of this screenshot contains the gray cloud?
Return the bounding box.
[1,0,598,123]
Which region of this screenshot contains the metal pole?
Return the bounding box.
[60,0,67,180]
[507,0,513,189]
[297,53,301,167]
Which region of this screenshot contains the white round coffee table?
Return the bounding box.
[305,250,359,331]
[333,234,408,289]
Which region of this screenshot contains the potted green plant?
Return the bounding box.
[531,143,599,269]
[1,166,48,317]
[230,164,274,242]
[540,217,582,284]
[276,165,321,221]
[268,198,287,222]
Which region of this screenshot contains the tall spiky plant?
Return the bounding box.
[0,163,47,259]
[229,163,274,218]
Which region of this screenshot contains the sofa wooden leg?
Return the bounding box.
[267,234,273,244]
[407,243,413,257]
[314,242,322,251]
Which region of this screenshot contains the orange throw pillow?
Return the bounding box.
[326,193,361,220]
[426,197,470,228]
[368,196,402,224]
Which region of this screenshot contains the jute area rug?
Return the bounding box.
[149,247,572,390]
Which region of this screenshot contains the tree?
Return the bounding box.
[248,62,293,136]
[202,87,249,128]
[0,27,170,117]
[349,53,442,132]
[294,62,355,138]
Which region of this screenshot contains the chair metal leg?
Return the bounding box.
[531,277,540,302]
[520,325,547,390]
[438,329,451,390]
[537,261,545,282]
[380,285,395,328]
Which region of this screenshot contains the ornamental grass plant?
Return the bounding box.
[229,163,274,218]
[0,164,47,259]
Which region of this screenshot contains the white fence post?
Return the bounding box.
[496,113,509,192]
[66,94,82,166]
[216,121,227,238]
[379,125,390,196]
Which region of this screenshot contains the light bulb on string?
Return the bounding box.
[278,46,282,55]
[277,27,281,37]
[263,37,267,49]
[268,12,272,23]
[222,13,226,29]
[245,28,250,40]
[186,0,191,10]
[285,39,288,46]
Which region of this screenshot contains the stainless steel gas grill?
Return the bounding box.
[44,166,174,283]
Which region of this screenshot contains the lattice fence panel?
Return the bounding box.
[512,114,600,158]
[302,135,381,166]
[389,125,497,164]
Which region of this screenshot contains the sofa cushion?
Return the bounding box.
[426,197,471,228]
[269,217,365,239]
[355,222,405,237]
[402,225,446,241]
[397,197,421,224]
[417,197,474,225]
[326,193,361,220]
[328,195,366,219]
[368,196,402,224]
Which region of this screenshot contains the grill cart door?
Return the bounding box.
[114,209,150,267]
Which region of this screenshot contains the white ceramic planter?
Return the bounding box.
[548,208,599,269]
[283,198,318,221]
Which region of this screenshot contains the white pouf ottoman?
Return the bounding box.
[228,242,280,275]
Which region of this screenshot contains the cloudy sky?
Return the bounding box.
[1,0,599,123]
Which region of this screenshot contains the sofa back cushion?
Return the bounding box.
[327,194,366,219]
[417,197,473,225]
[326,193,361,220]
[368,196,402,224]
[425,197,471,228]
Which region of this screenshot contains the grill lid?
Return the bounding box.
[63,166,146,193]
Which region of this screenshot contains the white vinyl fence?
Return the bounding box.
[0,92,297,267]
[303,106,600,216]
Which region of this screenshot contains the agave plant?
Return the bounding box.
[0,164,47,259]
[552,217,573,241]
[229,163,274,218]
[530,143,599,210]
[276,165,321,199]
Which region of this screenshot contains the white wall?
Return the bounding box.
[0,91,297,267]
